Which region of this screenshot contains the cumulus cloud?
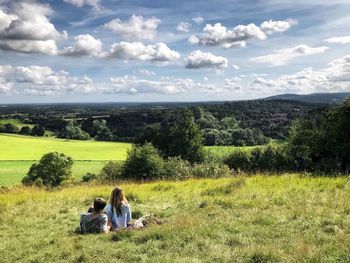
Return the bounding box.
[60,34,102,57]
[106,75,214,94]
[189,19,296,48]
[185,50,228,69]
[192,16,204,25]
[105,15,160,41]
[252,54,350,93]
[0,2,66,55]
[324,36,350,44]
[232,64,240,70]
[260,19,297,34]
[63,0,100,8]
[102,41,180,62]
[224,77,242,91]
[0,65,12,93]
[0,65,94,95]
[176,22,191,32]
[250,44,329,66]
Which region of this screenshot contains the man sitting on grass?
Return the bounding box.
[80,198,110,234]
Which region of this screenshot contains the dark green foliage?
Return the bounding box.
[57,121,90,140]
[19,126,32,135]
[22,152,73,187]
[224,150,252,171]
[164,157,192,179]
[0,123,19,134]
[156,109,205,163]
[92,120,113,141]
[287,97,350,172]
[81,173,97,182]
[31,125,45,136]
[99,161,123,182]
[121,143,165,180]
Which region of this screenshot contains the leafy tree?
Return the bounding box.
[22,152,73,187]
[58,121,90,140]
[1,123,19,134]
[32,125,45,136]
[122,143,165,180]
[220,117,239,130]
[92,119,113,141]
[19,126,32,135]
[156,109,205,163]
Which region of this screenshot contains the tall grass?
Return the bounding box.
[0,174,349,262]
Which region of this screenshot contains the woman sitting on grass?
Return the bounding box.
[80,198,110,234]
[105,187,132,230]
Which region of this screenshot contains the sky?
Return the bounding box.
[1,0,350,103]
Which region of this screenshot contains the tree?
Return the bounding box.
[58,121,90,140]
[156,109,205,163]
[2,123,19,134]
[32,125,45,136]
[122,143,165,180]
[19,126,32,135]
[22,152,73,187]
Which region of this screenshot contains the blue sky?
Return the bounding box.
[1,0,350,103]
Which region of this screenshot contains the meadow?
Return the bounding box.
[0,175,349,262]
[0,134,131,186]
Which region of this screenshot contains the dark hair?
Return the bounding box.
[93,198,107,212]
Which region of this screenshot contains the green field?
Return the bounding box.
[0,175,349,262]
[0,134,132,186]
[0,118,33,128]
[0,134,131,160]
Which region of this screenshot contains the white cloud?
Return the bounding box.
[192,16,204,25]
[189,19,296,48]
[105,15,160,41]
[232,64,240,70]
[0,65,12,93]
[185,50,228,69]
[104,75,214,94]
[324,36,350,44]
[224,77,242,91]
[0,65,94,95]
[0,2,66,55]
[176,22,191,32]
[250,44,328,66]
[60,34,102,57]
[102,41,180,62]
[260,19,297,34]
[138,69,156,76]
[63,0,100,8]
[252,54,350,93]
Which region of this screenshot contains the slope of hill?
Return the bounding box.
[0,175,349,262]
[263,92,350,104]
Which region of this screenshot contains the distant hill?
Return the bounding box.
[263,92,350,104]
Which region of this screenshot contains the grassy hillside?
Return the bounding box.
[0,134,131,160]
[0,175,349,262]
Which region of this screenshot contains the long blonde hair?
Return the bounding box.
[109,187,128,216]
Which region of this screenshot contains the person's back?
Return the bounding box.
[80,198,109,234]
[105,187,131,230]
[105,202,131,229]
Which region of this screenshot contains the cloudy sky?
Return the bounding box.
[1,0,350,103]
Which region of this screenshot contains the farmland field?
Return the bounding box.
[0,134,131,186]
[0,175,349,262]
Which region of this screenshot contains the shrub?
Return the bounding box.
[121,143,165,180]
[192,162,231,178]
[99,161,123,182]
[224,150,252,171]
[22,152,73,187]
[19,126,32,135]
[164,157,192,179]
[81,172,97,183]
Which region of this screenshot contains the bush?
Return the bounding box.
[192,162,232,178]
[121,143,165,180]
[224,150,252,171]
[164,157,192,179]
[99,161,123,182]
[81,172,97,183]
[22,152,73,187]
[19,126,32,135]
